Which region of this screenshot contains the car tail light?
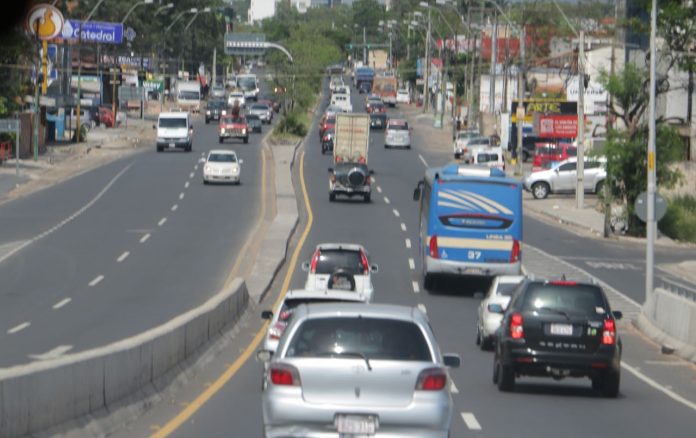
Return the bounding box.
[309,250,320,273]
[429,235,439,258]
[360,250,370,274]
[269,364,301,386]
[510,313,524,340]
[330,174,337,183]
[510,239,520,263]
[268,321,287,340]
[602,318,616,345]
[415,368,447,391]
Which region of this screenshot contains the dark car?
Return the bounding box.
[369,112,387,130]
[358,81,372,94]
[246,113,262,133]
[321,127,334,154]
[328,163,372,203]
[205,99,227,124]
[493,279,622,397]
[367,101,386,114]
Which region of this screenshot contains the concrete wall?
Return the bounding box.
[636,288,696,362]
[0,279,249,438]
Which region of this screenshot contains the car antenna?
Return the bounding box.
[561,274,567,281]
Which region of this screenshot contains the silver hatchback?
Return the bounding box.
[259,303,460,437]
[384,118,411,149]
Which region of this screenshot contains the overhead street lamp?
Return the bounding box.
[185,7,212,31]
[121,0,154,24]
[166,8,198,34]
[155,2,174,16]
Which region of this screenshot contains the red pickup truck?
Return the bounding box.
[219,115,249,144]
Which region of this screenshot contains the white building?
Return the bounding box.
[291,0,310,12]
[249,0,276,23]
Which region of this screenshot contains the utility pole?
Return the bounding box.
[515,26,525,176]
[213,47,217,85]
[489,8,498,113]
[646,0,658,306]
[363,26,367,65]
[424,8,432,112]
[576,30,585,209]
[604,0,618,237]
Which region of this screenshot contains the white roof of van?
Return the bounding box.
[159,112,189,118]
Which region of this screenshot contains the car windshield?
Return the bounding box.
[208,101,225,109]
[251,104,268,110]
[314,249,365,275]
[388,122,408,130]
[246,114,260,122]
[496,283,520,296]
[222,117,244,124]
[159,118,187,128]
[178,91,199,100]
[286,317,432,361]
[522,283,606,315]
[457,132,477,140]
[208,153,236,163]
[238,77,256,89]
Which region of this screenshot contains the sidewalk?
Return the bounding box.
[0,117,154,204]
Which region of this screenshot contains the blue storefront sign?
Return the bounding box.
[62,20,123,44]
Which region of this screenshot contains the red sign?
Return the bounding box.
[539,115,578,138]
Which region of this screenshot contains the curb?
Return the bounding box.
[633,312,696,363]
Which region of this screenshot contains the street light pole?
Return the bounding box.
[122,0,154,24]
[424,8,431,112]
[576,30,586,209]
[646,0,658,306]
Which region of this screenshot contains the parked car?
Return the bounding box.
[384,118,411,149]
[532,142,577,171]
[493,278,623,397]
[452,130,480,159]
[258,303,461,437]
[300,243,378,302]
[245,113,262,133]
[456,136,492,162]
[396,88,410,104]
[201,149,242,185]
[524,157,606,199]
[260,289,369,354]
[476,275,525,350]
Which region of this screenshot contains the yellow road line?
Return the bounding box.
[151,150,313,438]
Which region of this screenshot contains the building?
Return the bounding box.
[248,0,276,23]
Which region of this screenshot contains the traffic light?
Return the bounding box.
[367,44,371,49]
[347,44,353,49]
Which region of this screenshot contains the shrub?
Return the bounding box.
[274,109,308,137]
[660,195,696,243]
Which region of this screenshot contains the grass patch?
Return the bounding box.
[272,109,310,138]
[660,195,696,243]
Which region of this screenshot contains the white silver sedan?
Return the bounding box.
[259,303,461,437]
[476,275,525,350]
[202,149,242,185]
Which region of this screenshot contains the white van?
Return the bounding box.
[470,145,505,170]
[330,93,353,113]
[155,111,193,152]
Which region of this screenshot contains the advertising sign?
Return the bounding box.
[538,115,578,138]
[62,20,123,44]
[27,4,64,41]
[511,100,577,123]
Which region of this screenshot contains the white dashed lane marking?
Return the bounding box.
[408,258,415,270]
[185,181,190,189]
[393,209,400,217]
[189,172,195,179]
[140,233,151,243]
[171,204,178,212]
[400,223,407,232]
[8,322,30,334]
[89,275,104,287]
[377,186,382,193]
[52,298,71,309]
[450,381,459,394]
[405,238,411,248]
[179,192,185,200]
[384,197,390,204]
[117,251,129,263]
[412,281,420,293]
[416,303,427,315]
[158,217,167,227]
[461,413,482,430]
[418,154,429,167]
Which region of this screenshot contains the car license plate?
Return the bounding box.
[465,268,483,275]
[550,323,573,336]
[336,415,376,435]
[168,143,175,148]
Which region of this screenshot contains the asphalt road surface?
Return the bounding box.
[0,104,270,367]
[135,78,696,438]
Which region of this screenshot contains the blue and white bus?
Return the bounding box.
[413,164,523,288]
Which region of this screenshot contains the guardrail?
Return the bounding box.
[660,276,696,302]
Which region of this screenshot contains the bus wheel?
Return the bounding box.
[423,273,435,291]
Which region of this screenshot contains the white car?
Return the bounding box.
[396,88,410,104]
[455,136,492,162]
[476,275,525,350]
[330,93,352,113]
[202,149,242,185]
[452,130,480,159]
[260,289,369,354]
[228,91,246,108]
[300,243,378,303]
[329,76,344,93]
[524,157,607,199]
[384,118,411,149]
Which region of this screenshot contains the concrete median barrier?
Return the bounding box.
[636,288,696,362]
[0,278,248,438]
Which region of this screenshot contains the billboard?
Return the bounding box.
[538,115,578,138]
[62,20,123,44]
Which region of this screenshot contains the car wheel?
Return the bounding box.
[595,180,604,195]
[475,326,482,346]
[243,137,249,144]
[364,193,371,203]
[203,180,209,185]
[329,192,336,202]
[423,273,435,291]
[598,371,620,398]
[218,137,223,144]
[454,153,461,159]
[156,146,162,152]
[496,359,515,392]
[480,335,493,351]
[531,182,550,199]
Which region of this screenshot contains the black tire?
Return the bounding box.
[595,180,605,195]
[454,153,461,160]
[496,359,515,392]
[385,144,389,149]
[522,150,530,162]
[218,137,223,144]
[186,144,192,152]
[329,192,336,202]
[205,119,209,124]
[476,327,482,346]
[531,182,550,199]
[364,193,371,203]
[156,146,163,152]
[597,371,620,398]
[480,335,494,351]
[243,137,249,144]
[203,180,209,185]
[423,273,435,291]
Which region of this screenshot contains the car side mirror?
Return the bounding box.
[443,353,461,368]
[612,310,623,320]
[261,310,273,320]
[239,159,244,164]
[487,303,505,314]
[257,350,273,363]
[370,264,379,274]
[301,261,310,272]
[198,157,206,163]
[369,169,375,175]
[328,167,334,173]
[554,168,560,173]
[413,187,421,201]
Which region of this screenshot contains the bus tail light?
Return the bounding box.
[429,235,439,259]
[510,240,521,263]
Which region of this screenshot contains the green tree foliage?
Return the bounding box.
[352,0,384,38]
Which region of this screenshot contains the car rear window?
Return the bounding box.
[315,250,364,275]
[521,283,607,315]
[159,118,187,128]
[388,122,408,130]
[476,153,499,163]
[496,282,519,296]
[286,317,432,361]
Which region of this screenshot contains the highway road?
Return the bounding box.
[126,78,696,438]
[0,105,270,367]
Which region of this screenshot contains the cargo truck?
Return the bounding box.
[372,75,398,107]
[175,80,201,113]
[328,113,372,203]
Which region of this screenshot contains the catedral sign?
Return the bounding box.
[511,100,577,124]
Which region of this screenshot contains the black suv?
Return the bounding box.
[493,279,623,397]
